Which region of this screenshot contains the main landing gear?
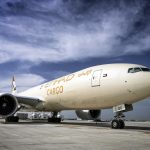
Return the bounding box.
[111,104,133,129]
[48,112,62,123]
[5,105,24,123]
[5,116,19,123]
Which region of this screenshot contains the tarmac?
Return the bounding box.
[0,119,150,150]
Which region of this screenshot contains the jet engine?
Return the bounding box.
[75,110,101,120]
[0,94,18,117]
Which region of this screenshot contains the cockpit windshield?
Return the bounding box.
[128,67,150,73]
[141,68,150,72]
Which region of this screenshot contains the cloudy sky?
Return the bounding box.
[0,0,150,120]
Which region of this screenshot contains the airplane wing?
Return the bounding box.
[0,93,42,107]
[16,95,43,107]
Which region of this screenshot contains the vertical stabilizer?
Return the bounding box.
[12,76,17,94]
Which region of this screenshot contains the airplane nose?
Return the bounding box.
[148,75,150,88]
[142,73,150,96]
[128,73,150,99]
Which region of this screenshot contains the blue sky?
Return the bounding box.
[0,0,150,120]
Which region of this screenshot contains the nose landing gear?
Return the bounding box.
[111,104,133,129]
[111,112,125,129]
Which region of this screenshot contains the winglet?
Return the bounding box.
[12,76,17,94]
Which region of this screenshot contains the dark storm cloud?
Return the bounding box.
[0,0,150,64]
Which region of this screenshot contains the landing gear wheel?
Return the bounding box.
[111,119,120,129]
[111,119,125,129]
[5,116,19,123]
[118,119,125,129]
[48,118,61,123]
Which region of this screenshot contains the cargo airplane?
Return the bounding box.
[0,63,150,129]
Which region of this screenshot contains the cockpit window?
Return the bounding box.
[128,68,134,73]
[141,68,150,72]
[134,67,142,73]
[128,67,150,73]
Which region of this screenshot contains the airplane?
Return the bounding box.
[0,63,150,129]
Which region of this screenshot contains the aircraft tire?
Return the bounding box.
[118,119,125,129]
[5,116,19,123]
[48,118,61,123]
[111,119,120,129]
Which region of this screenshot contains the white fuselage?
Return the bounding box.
[19,64,150,111]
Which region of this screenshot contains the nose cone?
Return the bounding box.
[136,73,150,98]
[146,74,150,91]
[143,73,150,87]
[126,72,150,100]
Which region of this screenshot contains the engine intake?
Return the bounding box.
[0,94,18,117]
[75,110,101,120]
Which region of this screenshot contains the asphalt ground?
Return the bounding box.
[0,120,150,150]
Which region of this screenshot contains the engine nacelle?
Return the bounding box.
[75,110,101,120]
[0,94,18,117]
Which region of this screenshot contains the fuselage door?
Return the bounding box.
[91,70,102,87]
